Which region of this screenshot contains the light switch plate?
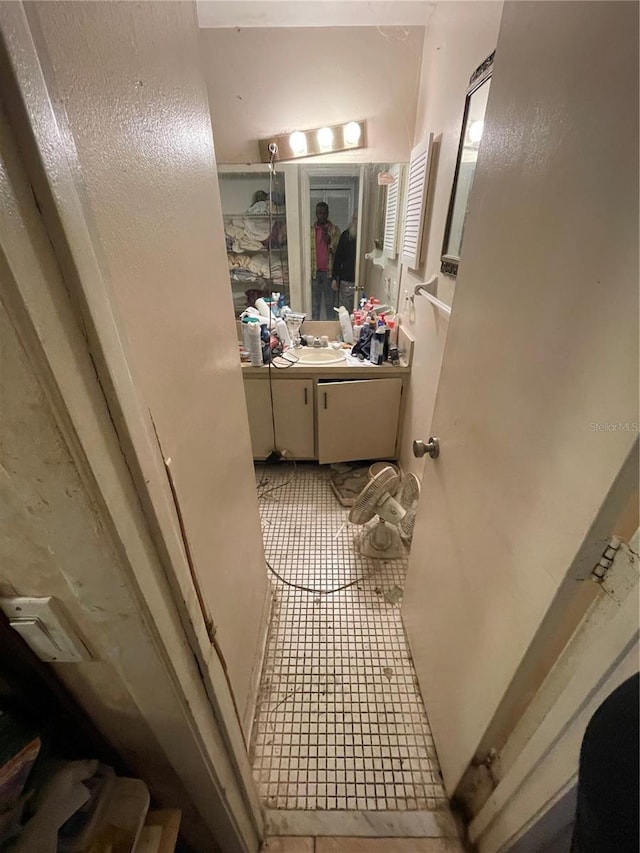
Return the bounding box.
[0,596,92,662]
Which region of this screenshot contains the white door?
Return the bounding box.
[402,2,638,795]
[310,183,358,233]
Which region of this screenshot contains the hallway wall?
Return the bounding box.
[26,0,268,726]
[0,298,219,852]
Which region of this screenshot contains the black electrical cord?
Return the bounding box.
[267,356,278,451]
[257,457,297,500]
[261,466,370,595]
[265,556,369,596]
[265,151,279,452]
[256,462,269,493]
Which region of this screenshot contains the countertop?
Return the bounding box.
[241,327,414,379]
[241,357,410,379]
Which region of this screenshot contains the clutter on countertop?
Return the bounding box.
[238,293,404,368]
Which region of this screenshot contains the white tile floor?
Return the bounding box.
[251,464,448,813]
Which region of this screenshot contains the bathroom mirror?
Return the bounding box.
[440,51,494,277]
[217,161,406,319]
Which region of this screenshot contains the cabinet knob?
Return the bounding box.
[413,437,440,459]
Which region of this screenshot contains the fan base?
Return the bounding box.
[358,523,406,559]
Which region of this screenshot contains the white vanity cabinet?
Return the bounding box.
[242,370,407,464]
[243,378,315,460]
[316,378,403,464]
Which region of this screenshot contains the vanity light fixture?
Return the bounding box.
[289,131,308,156]
[259,120,366,161]
[317,126,334,150]
[343,121,362,145]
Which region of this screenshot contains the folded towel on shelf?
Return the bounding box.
[225,211,286,253]
[244,218,271,241]
[247,199,286,216]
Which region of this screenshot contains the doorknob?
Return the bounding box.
[413,437,440,459]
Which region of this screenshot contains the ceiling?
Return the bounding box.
[197,1,434,29]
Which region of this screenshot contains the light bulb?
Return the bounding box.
[468,120,484,143]
[317,127,334,150]
[343,121,362,145]
[289,131,307,156]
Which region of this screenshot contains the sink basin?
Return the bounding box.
[292,347,346,365]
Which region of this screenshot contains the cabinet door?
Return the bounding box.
[243,379,273,459]
[243,379,315,460]
[272,379,315,460]
[316,378,403,464]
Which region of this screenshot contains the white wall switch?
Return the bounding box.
[0,596,92,662]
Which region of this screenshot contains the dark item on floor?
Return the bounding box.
[571,672,639,853]
[58,763,115,851]
[0,712,40,813]
[329,461,399,507]
[328,463,371,507]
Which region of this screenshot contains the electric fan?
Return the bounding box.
[349,466,406,558]
[397,473,421,542]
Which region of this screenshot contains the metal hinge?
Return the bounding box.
[592,536,623,580]
[591,536,639,602]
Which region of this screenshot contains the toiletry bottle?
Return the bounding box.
[255,297,275,322]
[338,306,354,344]
[275,317,291,348]
[246,317,263,366]
[369,327,386,365]
[241,316,251,350]
[387,319,399,348]
[378,317,390,361]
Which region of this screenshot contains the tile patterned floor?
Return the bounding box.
[251,464,448,812]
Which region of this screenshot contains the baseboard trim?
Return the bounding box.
[242,583,274,742]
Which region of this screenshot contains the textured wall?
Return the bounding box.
[200,26,424,164]
[0,297,218,851]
